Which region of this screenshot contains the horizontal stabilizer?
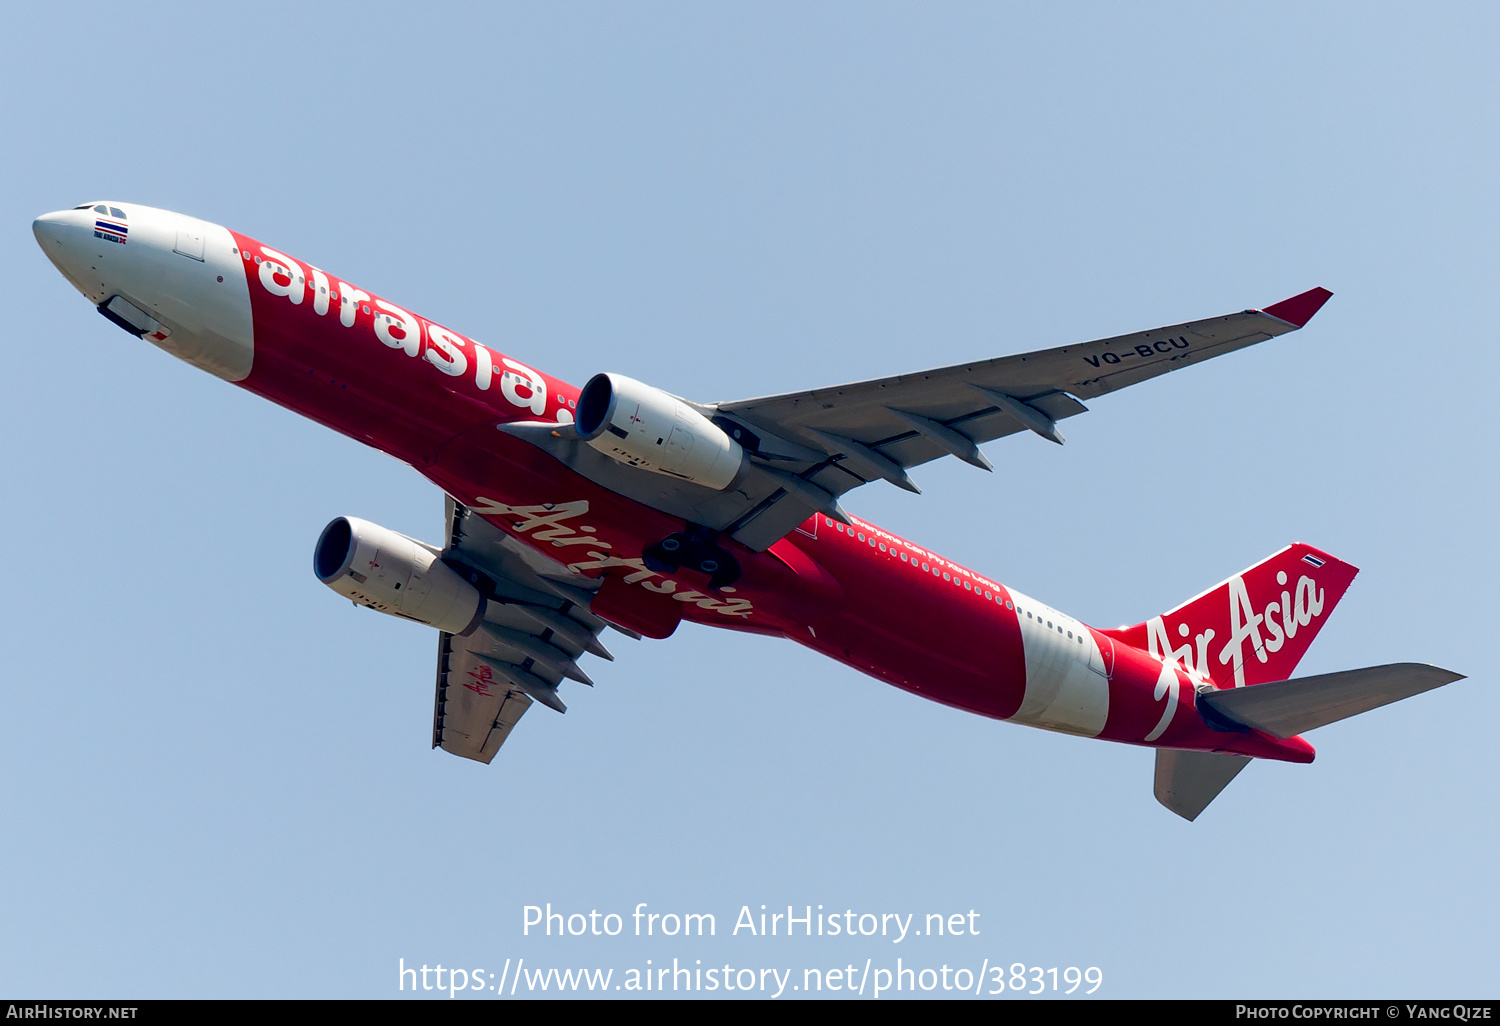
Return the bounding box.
[1154,749,1252,821]
[1199,662,1464,739]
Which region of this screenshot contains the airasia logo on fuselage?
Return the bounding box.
[242,240,753,620]
[1147,570,1326,689]
[247,242,566,423]
[466,496,754,619]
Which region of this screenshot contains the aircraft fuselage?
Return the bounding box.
[33,201,1321,765]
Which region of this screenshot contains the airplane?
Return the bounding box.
[32,200,1466,820]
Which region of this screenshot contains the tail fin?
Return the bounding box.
[1105,544,1359,689]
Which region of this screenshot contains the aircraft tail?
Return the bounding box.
[1199,663,1465,739]
[1104,543,1360,690]
[1154,663,1465,820]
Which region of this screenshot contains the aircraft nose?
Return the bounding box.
[33,208,74,246]
[33,206,110,303]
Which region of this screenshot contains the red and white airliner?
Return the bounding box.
[33,201,1463,819]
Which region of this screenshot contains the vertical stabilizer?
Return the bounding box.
[1105,544,1359,690]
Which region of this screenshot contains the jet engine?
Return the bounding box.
[314,517,484,634]
[574,372,746,490]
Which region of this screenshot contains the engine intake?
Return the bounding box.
[575,372,745,490]
[314,517,484,634]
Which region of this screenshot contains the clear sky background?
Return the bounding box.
[2,1,1496,999]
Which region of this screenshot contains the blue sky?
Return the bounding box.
[2,2,1496,998]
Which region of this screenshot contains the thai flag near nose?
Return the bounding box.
[94,218,128,242]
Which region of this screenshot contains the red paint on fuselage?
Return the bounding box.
[226,230,1314,764]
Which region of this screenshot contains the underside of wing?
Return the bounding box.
[432,496,621,763]
[703,287,1331,546]
[493,289,1330,554]
[718,288,1332,477]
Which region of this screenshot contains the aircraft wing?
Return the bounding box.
[499,289,1331,553]
[718,287,1332,476]
[432,496,618,763]
[699,287,1333,548]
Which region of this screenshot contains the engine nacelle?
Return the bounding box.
[574,372,746,490]
[314,517,484,634]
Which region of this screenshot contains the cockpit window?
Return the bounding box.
[108,206,126,218]
[74,203,93,210]
[94,205,109,214]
